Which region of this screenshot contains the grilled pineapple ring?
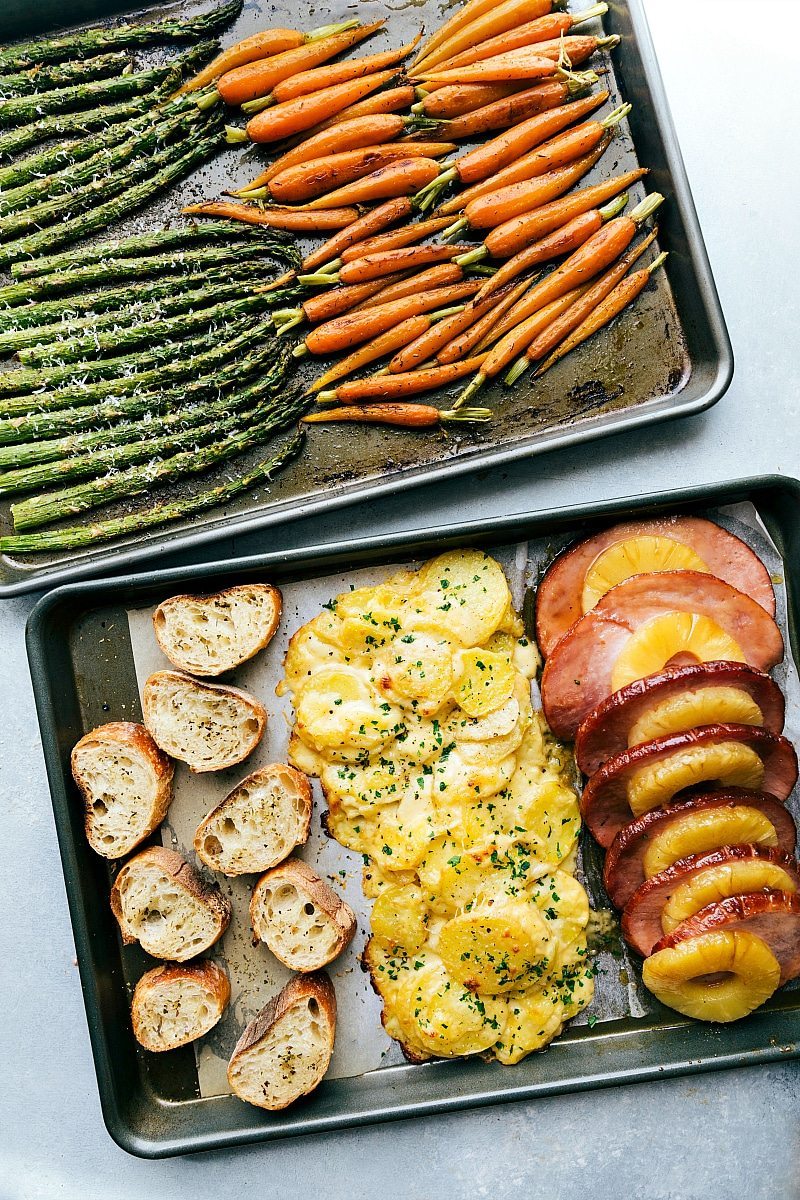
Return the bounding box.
[628,687,764,747]
[642,805,779,878]
[283,550,593,1063]
[611,612,746,692]
[582,535,710,611]
[642,930,781,1022]
[661,860,798,934]
[626,741,766,817]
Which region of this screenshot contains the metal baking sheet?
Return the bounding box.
[26,476,800,1158]
[0,0,731,596]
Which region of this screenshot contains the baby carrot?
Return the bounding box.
[350,263,464,309]
[317,357,487,402]
[301,199,413,272]
[484,167,648,257]
[533,252,668,376]
[426,6,607,74]
[177,21,358,94]
[333,243,474,285]
[339,215,454,264]
[181,201,359,230]
[517,33,620,69]
[506,230,659,380]
[305,281,482,354]
[413,82,522,121]
[265,34,422,107]
[309,85,418,134]
[414,0,558,74]
[304,157,442,209]
[412,0,554,70]
[415,90,608,209]
[462,138,612,229]
[217,21,384,105]
[311,314,436,392]
[474,192,629,300]
[268,142,456,204]
[418,50,561,86]
[436,275,532,363]
[477,282,584,348]
[442,77,595,140]
[389,288,514,373]
[304,403,441,426]
[244,71,399,143]
[300,275,408,324]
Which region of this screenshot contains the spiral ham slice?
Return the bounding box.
[652,891,800,984]
[540,571,784,740]
[621,845,800,957]
[602,791,798,910]
[535,516,776,658]
[574,661,785,775]
[580,723,798,848]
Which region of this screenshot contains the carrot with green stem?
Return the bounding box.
[316,357,488,404]
[177,21,360,94]
[303,281,483,354]
[506,234,662,382]
[453,193,663,404]
[348,263,466,309]
[302,242,473,286]
[414,0,563,74]
[301,157,443,209]
[441,77,595,140]
[216,21,384,106]
[300,198,413,273]
[388,284,521,374]
[302,84,419,135]
[412,81,523,121]
[420,5,606,75]
[310,214,458,278]
[235,70,400,144]
[181,200,359,231]
[303,402,491,426]
[436,275,534,364]
[419,34,619,83]
[264,142,457,204]
[484,166,648,257]
[413,0,557,69]
[472,192,629,299]
[415,90,609,211]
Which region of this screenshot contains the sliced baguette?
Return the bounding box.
[195,764,312,876]
[131,960,231,1053]
[251,858,356,971]
[227,973,336,1110]
[110,846,231,961]
[153,583,282,677]
[71,722,173,860]
[142,670,266,772]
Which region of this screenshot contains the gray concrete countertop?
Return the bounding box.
[2,1,798,1196]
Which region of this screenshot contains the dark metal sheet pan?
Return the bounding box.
[0,0,731,596]
[26,475,799,1158]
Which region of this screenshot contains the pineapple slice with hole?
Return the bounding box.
[642,930,781,1022]
[436,897,554,993]
[626,741,766,817]
[642,805,779,878]
[582,536,710,611]
[611,613,746,692]
[371,883,429,953]
[661,859,798,934]
[394,961,506,1058]
[454,648,516,718]
[628,687,764,747]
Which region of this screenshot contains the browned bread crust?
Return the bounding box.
[142,670,267,772]
[152,583,282,677]
[250,858,357,970]
[131,960,231,1052]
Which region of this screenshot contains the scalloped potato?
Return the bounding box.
[281,550,594,1064]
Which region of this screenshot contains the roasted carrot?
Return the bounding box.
[513,33,620,69]
[244,71,400,143]
[443,77,594,140]
[413,81,522,121]
[264,34,422,108]
[436,275,532,363]
[350,263,465,310]
[177,21,358,94]
[304,404,440,426]
[534,252,668,376]
[415,91,608,210]
[424,5,606,74]
[462,138,613,229]
[303,157,442,209]
[274,268,451,334]
[477,282,584,348]
[454,193,663,402]
[413,0,554,69]
[339,215,455,264]
[305,281,482,354]
[505,229,659,380]
[413,0,556,73]
[484,167,648,257]
[301,198,413,272]
[474,192,629,300]
[267,143,456,204]
[309,85,418,134]
[217,21,384,105]
[299,275,408,324]
[329,243,474,286]
[316,357,487,404]
[234,115,426,192]
[311,315,438,392]
[417,49,562,86]
[389,286,516,373]
[181,201,359,231]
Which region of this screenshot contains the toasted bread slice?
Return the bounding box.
[153,584,282,677]
[71,721,173,860]
[251,858,357,970]
[195,764,312,876]
[227,973,336,1110]
[142,670,266,772]
[131,960,231,1053]
[110,846,231,961]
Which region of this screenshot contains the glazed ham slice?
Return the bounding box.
[535,516,776,658]
[580,723,798,848]
[602,791,798,910]
[574,661,786,775]
[540,571,784,740]
[652,891,800,984]
[622,845,800,957]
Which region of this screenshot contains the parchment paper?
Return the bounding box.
[126,503,800,1092]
